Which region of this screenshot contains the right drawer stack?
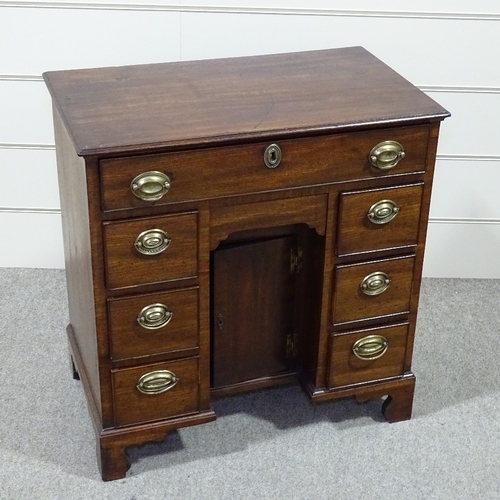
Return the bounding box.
[328,183,424,389]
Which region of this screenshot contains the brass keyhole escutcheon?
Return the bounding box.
[264,143,282,169]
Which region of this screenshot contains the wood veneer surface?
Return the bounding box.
[43,47,449,155]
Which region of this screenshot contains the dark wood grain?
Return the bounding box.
[354,374,416,422]
[328,323,408,387]
[46,47,449,480]
[100,126,429,212]
[54,108,103,418]
[107,287,199,361]
[293,225,325,389]
[337,183,424,256]
[195,201,212,411]
[403,121,443,373]
[98,409,216,481]
[332,255,415,325]
[112,357,200,427]
[103,212,198,290]
[210,194,327,250]
[212,236,296,389]
[381,375,416,423]
[43,47,449,156]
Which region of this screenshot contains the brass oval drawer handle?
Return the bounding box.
[369,141,405,170]
[352,334,388,360]
[137,303,173,330]
[134,228,171,256]
[360,271,391,296]
[130,171,171,202]
[367,199,399,225]
[264,143,282,169]
[136,370,179,395]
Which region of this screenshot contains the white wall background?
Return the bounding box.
[1,0,499,277]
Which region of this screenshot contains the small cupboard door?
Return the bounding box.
[212,235,297,388]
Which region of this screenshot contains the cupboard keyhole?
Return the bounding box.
[217,314,224,331]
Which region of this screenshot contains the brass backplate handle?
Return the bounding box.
[369,141,405,170]
[264,143,282,168]
[136,370,179,395]
[130,171,171,201]
[137,303,173,330]
[352,334,389,360]
[367,199,399,225]
[134,228,171,256]
[360,271,391,296]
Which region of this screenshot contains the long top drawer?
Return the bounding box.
[100,126,429,211]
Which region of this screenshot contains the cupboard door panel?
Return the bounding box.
[212,235,297,388]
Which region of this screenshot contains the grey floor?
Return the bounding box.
[1,268,499,499]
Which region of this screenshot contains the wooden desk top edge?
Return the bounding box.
[43,46,450,157]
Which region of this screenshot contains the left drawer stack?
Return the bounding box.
[102,209,201,428]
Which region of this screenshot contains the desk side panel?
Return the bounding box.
[54,106,102,419]
[404,121,442,371]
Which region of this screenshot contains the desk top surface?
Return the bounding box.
[44,46,449,156]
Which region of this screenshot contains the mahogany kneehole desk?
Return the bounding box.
[44,47,450,481]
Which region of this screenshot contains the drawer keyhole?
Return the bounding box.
[264,143,282,169]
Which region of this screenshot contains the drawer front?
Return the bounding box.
[112,358,199,427]
[328,323,408,387]
[100,126,429,211]
[103,212,198,290]
[332,255,415,325]
[337,183,424,256]
[108,287,199,361]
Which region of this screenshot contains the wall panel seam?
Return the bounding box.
[422,86,500,95]
[1,2,500,20]
[429,218,500,225]
[0,143,55,150]
[0,75,44,82]
[437,155,500,162]
[0,207,61,214]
